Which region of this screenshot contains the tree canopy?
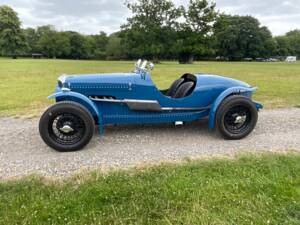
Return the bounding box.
[0,5,26,58]
[214,15,275,60]
[176,0,216,63]
[283,30,300,57]
[121,0,181,62]
[0,2,299,61]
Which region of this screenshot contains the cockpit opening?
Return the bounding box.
[162,73,197,99]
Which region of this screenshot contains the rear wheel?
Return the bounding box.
[216,95,258,140]
[39,101,95,152]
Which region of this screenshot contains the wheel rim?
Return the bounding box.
[223,105,251,134]
[48,113,86,145]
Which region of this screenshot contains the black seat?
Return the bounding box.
[165,78,185,97]
[173,81,194,98]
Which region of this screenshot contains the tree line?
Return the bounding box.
[0,1,299,63]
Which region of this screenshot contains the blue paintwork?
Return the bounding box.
[255,102,264,110]
[48,91,104,134]
[208,86,257,128]
[49,69,262,134]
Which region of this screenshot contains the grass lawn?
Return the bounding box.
[0,153,299,225]
[0,59,300,116]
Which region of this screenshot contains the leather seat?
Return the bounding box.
[166,78,185,97]
[173,81,194,98]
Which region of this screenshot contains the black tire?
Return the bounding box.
[216,95,258,140]
[39,101,95,152]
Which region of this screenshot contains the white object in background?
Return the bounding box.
[286,56,297,63]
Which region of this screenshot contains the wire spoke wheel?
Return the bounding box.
[224,105,251,134]
[39,101,95,152]
[49,113,86,145]
[216,96,258,140]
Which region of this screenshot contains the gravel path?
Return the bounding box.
[0,108,300,179]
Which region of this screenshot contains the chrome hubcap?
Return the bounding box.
[224,106,251,134]
[59,125,74,133]
[49,113,85,145]
[234,115,247,124]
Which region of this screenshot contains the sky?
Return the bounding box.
[0,0,299,36]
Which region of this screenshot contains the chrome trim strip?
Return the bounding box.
[89,97,210,112]
[161,107,210,112]
[89,98,123,103]
[90,97,161,111]
[89,97,158,104]
[61,87,71,92]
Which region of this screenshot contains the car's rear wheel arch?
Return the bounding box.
[214,93,253,126]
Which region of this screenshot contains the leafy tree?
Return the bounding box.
[87,32,109,59]
[285,30,300,57]
[35,25,69,58]
[3,4,299,61]
[176,0,216,63]
[274,36,291,56]
[273,30,300,58]
[65,31,89,59]
[122,0,181,62]
[55,31,72,58]
[0,5,26,58]
[258,26,276,57]
[214,15,275,60]
[106,33,125,60]
[36,25,56,57]
[23,27,39,55]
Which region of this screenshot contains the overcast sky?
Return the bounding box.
[0,0,299,36]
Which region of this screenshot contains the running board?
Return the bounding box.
[89,97,210,112]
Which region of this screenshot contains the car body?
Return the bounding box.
[39,60,263,151]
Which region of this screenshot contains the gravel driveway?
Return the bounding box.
[0,108,300,179]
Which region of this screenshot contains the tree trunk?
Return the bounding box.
[178,53,194,64]
[153,56,160,64]
[188,55,194,64]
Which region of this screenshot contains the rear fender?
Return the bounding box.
[48,91,104,134]
[208,86,257,129]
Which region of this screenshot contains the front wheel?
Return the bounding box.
[216,95,258,140]
[39,101,95,152]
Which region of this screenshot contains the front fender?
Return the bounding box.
[208,86,257,129]
[48,91,102,126]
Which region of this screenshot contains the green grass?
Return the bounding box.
[0,153,299,224]
[0,59,300,116]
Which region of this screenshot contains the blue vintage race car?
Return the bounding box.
[39,60,263,151]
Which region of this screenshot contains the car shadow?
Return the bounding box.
[95,119,220,139]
